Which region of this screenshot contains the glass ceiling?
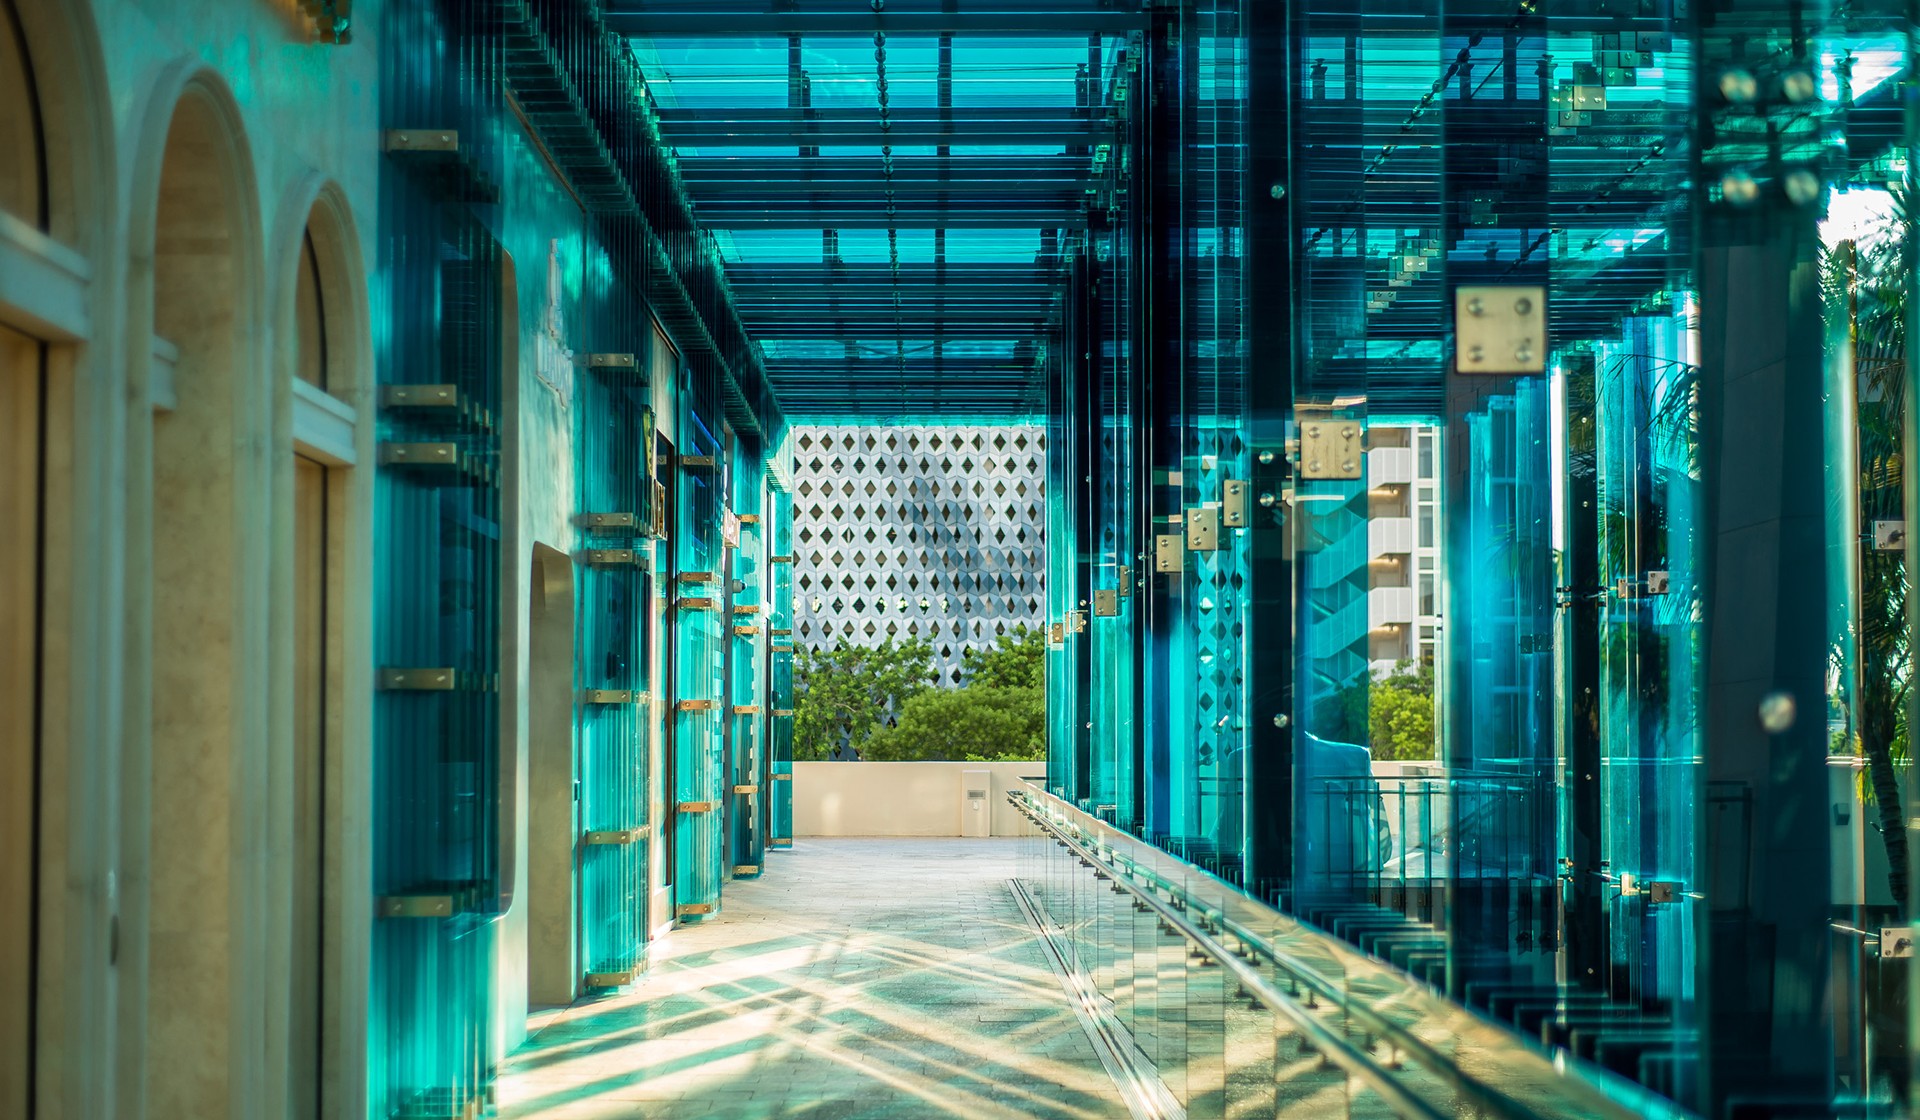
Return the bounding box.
[618,2,1139,416]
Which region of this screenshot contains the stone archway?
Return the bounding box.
[140,75,264,1120]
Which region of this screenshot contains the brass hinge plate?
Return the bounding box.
[379,893,457,919]
[380,383,460,408]
[384,129,459,153]
[379,667,458,691]
[1298,420,1363,479]
[1455,285,1546,374]
[581,689,642,705]
[1222,479,1249,528]
[1153,533,1183,573]
[1186,506,1220,551]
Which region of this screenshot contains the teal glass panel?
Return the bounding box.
[574,368,655,985]
[766,490,795,849]
[370,3,505,1112]
[1591,313,1700,1024]
[672,407,727,919]
[726,436,766,877]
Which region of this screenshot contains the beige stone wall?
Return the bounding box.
[793,762,1050,839]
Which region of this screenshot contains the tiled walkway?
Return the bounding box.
[495,839,1131,1120]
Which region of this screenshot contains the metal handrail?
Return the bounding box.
[1012,792,1449,1120]
[1010,781,1690,1120]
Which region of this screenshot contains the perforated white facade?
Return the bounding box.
[790,424,1047,682]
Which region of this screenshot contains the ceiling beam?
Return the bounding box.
[609,4,1149,36]
[654,106,1109,147]
[700,211,1089,229]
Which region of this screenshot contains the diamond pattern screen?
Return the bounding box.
[790,425,1047,682]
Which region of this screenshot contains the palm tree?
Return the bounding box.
[1824,190,1912,909]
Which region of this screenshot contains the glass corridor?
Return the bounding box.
[3,0,1919,1118]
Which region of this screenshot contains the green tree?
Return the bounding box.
[1325,660,1436,761]
[1368,661,1436,761]
[961,625,1045,690]
[865,685,1046,761]
[792,637,936,760]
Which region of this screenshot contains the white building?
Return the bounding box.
[789,424,1047,682]
[1366,424,1442,675]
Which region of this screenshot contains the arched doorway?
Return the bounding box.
[144,80,259,1119]
[286,191,359,1120]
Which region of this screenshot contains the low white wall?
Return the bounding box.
[794,761,1048,837]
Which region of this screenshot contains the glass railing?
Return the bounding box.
[1010,780,1692,1120]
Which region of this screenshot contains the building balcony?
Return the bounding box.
[1368,444,1416,486]
[1370,584,1418,626]
[1368,515,1416,556]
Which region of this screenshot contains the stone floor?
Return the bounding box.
[495,839,1131,1120]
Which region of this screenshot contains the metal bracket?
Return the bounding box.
[582,828,643,846]
[580,689,639,705]
[1186,507,1220,551]
[1116,563,1132,596]
[584,970,634,988]
[1874,520,1906,551]
[1455,285,1547,374]
[378,667,458,691]
[1093,589,1119,617]
[378,442,459,467]
[581,353,637,371]
[1222,479,1250,528]
[383,129,458,153]
[1883,926,1915,958]
[1298,422,1363,480]
[378,894,457,919]
[380,383,460,409]
[575,512,638,530]
[584,549,639,567]
[1646,880,1680,905]
[1154,533,1184,573]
